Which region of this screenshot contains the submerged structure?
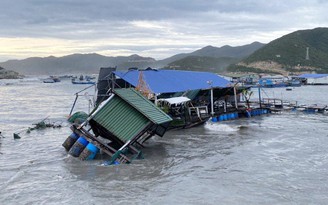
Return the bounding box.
[64,67,280,164]
[63,88,172,164]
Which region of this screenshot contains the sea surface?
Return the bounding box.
[0,77,328,205]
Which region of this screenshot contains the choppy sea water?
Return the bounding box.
[0,78,328,205]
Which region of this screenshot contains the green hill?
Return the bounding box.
[0,66,21,79]
[164,42,264,73]
[229,27,328,74]
[166,56,239,73]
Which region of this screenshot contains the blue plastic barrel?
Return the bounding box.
[112,160,120,165]
[79,143,100,160]
[234,112,238,118]
[62,132,79,151]
[223,114,227,121]
[218,115,223,121]
[211,117,218,122]
[69,136,89,157]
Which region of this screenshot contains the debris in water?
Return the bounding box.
[26,118,62,133]
[13,133,21,139]
[238,125,248,130]
[12,117,63,139]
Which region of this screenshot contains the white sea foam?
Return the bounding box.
[204,122,239,132]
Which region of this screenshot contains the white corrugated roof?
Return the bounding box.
[158,96,191,105]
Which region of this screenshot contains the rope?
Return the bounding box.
[75,84,96,95]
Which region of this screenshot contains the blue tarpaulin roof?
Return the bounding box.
[114,69,231,94]
[297,74,328,79]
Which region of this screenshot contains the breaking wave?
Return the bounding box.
[204,122,240,132]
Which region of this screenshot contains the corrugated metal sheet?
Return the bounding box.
[114,88,172,125]
[92,96,149,142]
[114,69,231,93]
[91,88,172,143]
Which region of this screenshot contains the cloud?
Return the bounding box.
[0,0,328,60]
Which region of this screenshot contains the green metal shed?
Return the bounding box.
[73,88,173,164]
[87,88,172,148]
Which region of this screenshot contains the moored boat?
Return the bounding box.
[43,76,61,83]
[71,75,95,84]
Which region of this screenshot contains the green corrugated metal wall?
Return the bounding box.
[92,96,149,142]
[114,88,172,124]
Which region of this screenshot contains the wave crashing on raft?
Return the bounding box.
[204,122,242,132]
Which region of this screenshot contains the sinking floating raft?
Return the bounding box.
[63,88,173,165]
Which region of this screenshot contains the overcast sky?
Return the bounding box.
[0,0,327,61]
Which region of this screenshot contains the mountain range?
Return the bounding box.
[1,27,328,75]
[0,42,264,75]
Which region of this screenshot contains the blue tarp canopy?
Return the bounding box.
[297,74,328,79]
[114,69,231,94]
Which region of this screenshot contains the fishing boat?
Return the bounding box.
[71,75,95,84]
[43,76,61,83]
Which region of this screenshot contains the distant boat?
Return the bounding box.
[287,79,301,87]
[43,76,61,83]
[258,76,302,88]
[71,75,95,85]
[43,78,55,83]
